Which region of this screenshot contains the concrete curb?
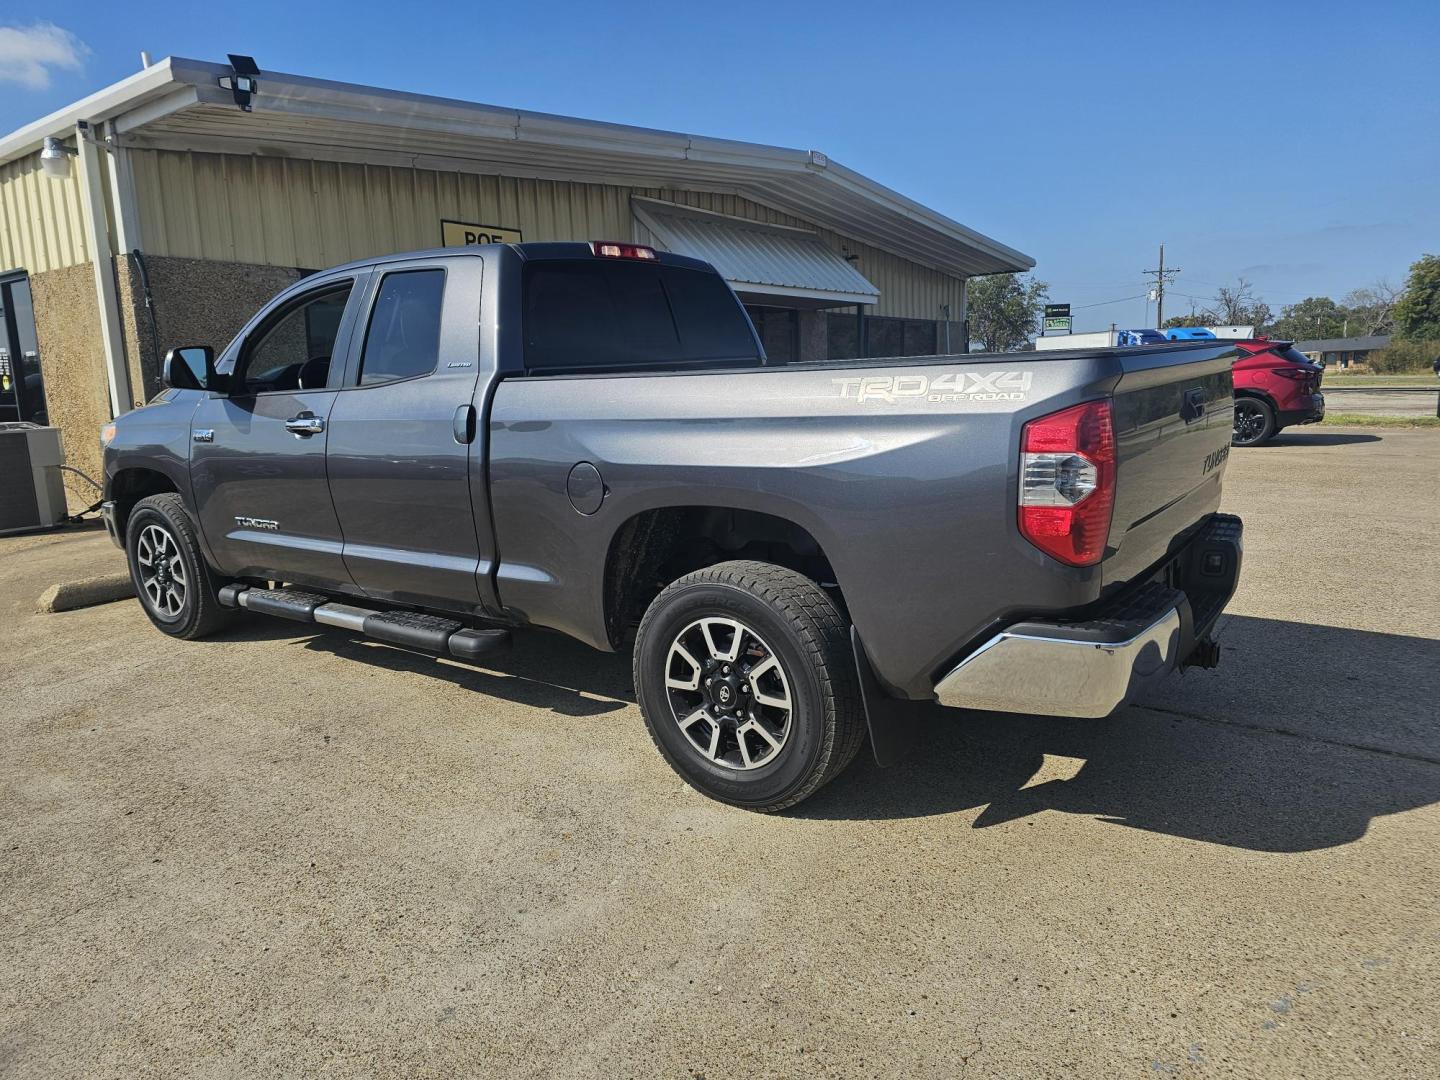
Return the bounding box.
[37,573,136,613]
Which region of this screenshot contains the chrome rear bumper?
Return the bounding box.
[933,512,1243,718]
[934,604,1181,717]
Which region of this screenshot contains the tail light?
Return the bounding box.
[1018,399,1116,567]
[591,241,657,260]
[1270,367,1310,380]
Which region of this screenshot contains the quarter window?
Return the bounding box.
[358,270,446,386]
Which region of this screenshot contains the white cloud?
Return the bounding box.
[0,23,90,91]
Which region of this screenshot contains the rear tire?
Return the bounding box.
[124,493,232,640]
[633,560,865,813]
[1232,396,1276,447]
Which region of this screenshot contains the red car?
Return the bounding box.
[1230,339,1325,447]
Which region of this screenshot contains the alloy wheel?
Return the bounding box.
[1233,400,1267,445]
[135,523,187,620]
[665,617,793,771]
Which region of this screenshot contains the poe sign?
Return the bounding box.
[441,219,524,247]
[1043,303,1071,333]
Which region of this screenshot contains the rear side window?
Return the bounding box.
[523,260,759,373]
[358,269,446,386]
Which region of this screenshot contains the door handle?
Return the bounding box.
[1181,388,1207,424]
[452,403,477,444]
[285,412,325,437]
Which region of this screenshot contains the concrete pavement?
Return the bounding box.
[2,428,1437,1079]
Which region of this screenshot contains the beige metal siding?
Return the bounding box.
[133,149,631,269]
[0,152,89,273]
[130,148,964,320]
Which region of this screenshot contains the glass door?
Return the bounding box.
[0,274,47,425]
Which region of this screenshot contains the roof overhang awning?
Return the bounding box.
[0,56,1036,279]
[633,198,879,307]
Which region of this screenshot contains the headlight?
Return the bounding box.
[100,422,117,447]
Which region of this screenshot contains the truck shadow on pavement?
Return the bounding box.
[801,615,1440,852]
[1259,432,1382,447]
[220,611,1439,854]
[294,624,634,718]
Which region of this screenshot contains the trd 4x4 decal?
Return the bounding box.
[833,371,1032,404]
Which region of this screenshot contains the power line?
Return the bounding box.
[1072,293,1149,310]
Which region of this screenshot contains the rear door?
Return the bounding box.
[190,273,367,587]
[325,255,491,613]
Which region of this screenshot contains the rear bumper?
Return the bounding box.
[934,513,1242,718]
[1279,392,1325,427]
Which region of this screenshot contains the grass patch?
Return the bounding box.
[1318,413,1440,428]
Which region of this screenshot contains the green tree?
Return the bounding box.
[1394,254,1440,340]
[968,273,1049,352]
[1268,296,1347,341]
[1162,312,1214,329]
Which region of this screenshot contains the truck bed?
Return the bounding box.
[487,341,1237,700]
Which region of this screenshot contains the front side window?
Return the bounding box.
[358,269,446,386]
[240,283,353,393]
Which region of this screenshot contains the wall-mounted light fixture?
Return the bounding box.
[39,136,77,180]
[218,54,261,112]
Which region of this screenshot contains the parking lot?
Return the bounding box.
[2,428,1438,1079]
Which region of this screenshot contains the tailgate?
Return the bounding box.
[1104,344,1236,586]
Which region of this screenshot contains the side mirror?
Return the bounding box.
[162,346,215,391]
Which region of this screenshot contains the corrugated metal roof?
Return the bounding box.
[0,57,1034,279]
[634,199,878,304]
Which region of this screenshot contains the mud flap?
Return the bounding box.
[851,627,927,769]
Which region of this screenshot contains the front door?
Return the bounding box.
[189,273,367,588]
[325,256,490,612]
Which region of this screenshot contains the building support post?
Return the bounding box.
[74,120,132,417]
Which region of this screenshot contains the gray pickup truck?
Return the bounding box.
[101,241,1242,811]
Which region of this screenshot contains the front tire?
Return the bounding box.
[124,493,232,639]
[1232,396,1276,447]
[633,560,865,813]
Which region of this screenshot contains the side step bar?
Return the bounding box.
[218,585,510,662]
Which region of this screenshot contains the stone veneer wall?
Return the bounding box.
[116,254,304,401]
[28,263,111,506]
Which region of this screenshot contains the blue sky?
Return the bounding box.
[2,0,1436,331]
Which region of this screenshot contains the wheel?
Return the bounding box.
[124,492,232,639]
[1232,397,1275,447]
[633,560,866,812]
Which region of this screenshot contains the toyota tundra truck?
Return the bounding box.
[100,241,1243,812]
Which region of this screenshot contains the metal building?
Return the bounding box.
[0,55,1033,494]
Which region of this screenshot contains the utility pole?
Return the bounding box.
[1143,245,1182,329]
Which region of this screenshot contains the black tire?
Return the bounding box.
[1232,396,1276,447]
[633,560,865,813]
[124,493,232,640]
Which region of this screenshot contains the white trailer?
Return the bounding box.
[1034,330,1118,351]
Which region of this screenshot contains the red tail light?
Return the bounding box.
[591,241,657,260]
[1018,399,1116,567]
